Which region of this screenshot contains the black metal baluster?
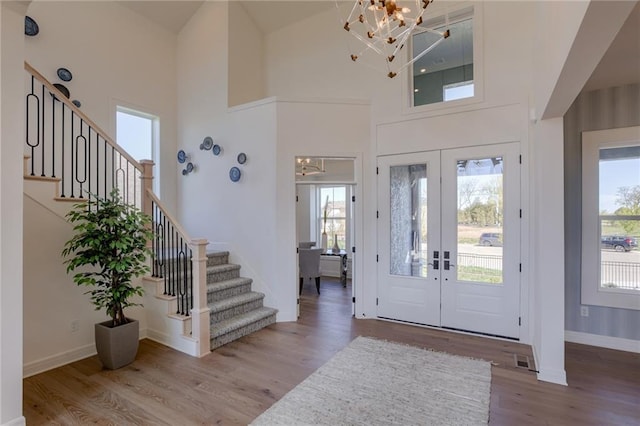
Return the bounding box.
[75,120,87,197]
[40,83,45,176]
[189,248,193,314]
[51,95,56,178]
[25,76,40,177]
[60,106,66,197]
[87,127,91,197]
[70,113,75,198]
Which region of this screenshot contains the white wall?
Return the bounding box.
[0,2,26,424]
[20,0,177,378]
[25,1,179,213]
[228,2,265,107]
[23,197,147,376]
[259,0,582,384]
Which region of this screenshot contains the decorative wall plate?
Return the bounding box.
[202,136,213,150]
[52,83,70,99]
[57,67,73,82]
[177,150,187,163]
[229,166,241,182]
[185,162,194,173]
[237,152,247,165]
[72,100,81,108]
[25,16,39,36]
[212,144,222,156]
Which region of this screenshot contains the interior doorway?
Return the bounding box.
[295,157,357,317]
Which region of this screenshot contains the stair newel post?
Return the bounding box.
[139,159,154,216]
[190,239,211,356]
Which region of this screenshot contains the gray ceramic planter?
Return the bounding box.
[94,319,139,369]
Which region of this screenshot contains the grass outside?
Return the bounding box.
[457,265,502,284]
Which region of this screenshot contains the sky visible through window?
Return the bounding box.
[599,158,640,213]
[116,110,152,162]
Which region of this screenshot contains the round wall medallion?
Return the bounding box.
[57,67,73,82]
[25,16,39,36]
[177,150,187,164]
[229,166,241,182]
[237,152,247,165]
[212,144,222,156]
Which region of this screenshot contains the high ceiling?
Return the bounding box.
[119,0,639,93]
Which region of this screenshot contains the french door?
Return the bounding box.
[377,143,521,339]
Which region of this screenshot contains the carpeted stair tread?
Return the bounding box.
[210,306,277,338]
[207,276,253,292]
[209,291,265,312]
[207,263,241,274]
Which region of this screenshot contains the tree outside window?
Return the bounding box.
[319,186,347,249]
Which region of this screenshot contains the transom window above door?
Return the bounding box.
[410,5,481,108]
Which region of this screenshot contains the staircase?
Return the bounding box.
[206,252,277,349]
[23,61,277,357]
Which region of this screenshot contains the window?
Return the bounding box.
[319,186,348,250]
[411,6,476,108]
[116,106,159,193]
[582,127,640,310]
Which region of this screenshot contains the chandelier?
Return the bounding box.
[296,158,326,176]
[342,0,450,78]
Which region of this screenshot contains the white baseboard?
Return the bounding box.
[1,416,26,426]
[145,328,197,357]
[23,343,96,378]
[23,329,149,378]
[565,330,640,353]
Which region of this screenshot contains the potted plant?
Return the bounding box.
[62,188,152,369]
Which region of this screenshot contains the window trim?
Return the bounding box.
[316,185,351,250]
[403,2,484,114]
[116,105,160,194]
[581,126,640,310]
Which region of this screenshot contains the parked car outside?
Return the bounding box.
[600,236,638,252]
[479,232,502,247]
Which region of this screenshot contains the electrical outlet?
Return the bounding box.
[71,320,80,332]
[580,306,589,317]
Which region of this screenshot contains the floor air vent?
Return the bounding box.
[513,353,532,370]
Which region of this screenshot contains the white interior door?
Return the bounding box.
[377,143,521,339]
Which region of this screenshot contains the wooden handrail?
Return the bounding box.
[24,61,142,172]
[146,188,193,243]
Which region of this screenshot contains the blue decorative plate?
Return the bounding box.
[202,136,213,150]
[237,152,247,165]
[57,67,72,82]
[177,150,187,164]
[212,144,222,156]
[72,100,81,108]
[229,166,241,182]
[185,162,194,173]
[53,83,70,99]
[25,16,39,36]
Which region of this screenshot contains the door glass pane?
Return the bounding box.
[390,164,428,277]
[456,157,503,283]
[599,147,640,291]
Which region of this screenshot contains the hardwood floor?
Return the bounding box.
[24,277,640,425]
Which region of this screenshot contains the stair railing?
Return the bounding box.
[146,189,210,355]
[25,62,142,207]
[24,62,211,356]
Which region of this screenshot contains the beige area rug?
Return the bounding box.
[251,336,491,425]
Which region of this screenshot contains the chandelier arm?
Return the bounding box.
[395,34,446,74]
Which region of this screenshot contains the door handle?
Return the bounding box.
[428,260,439,270]
[444,260,455,270]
